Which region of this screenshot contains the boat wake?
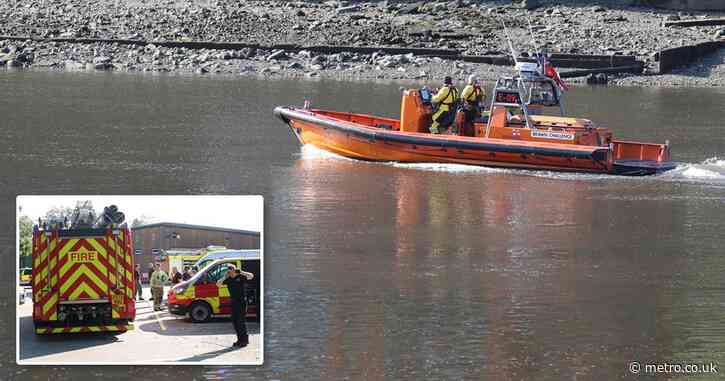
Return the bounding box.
[659,157,725,184]
[300,145,725,185]
[300,145,505,173]
[299,144,353,161]
[391,162,506,173]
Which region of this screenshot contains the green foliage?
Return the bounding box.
[44,205,74,222]
[18,215,33,266]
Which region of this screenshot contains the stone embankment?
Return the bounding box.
[1,0,724,86]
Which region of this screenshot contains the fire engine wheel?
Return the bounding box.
[189,301,212,323]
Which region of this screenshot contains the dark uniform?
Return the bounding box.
[224,272,248,346]
[134,269,143,300]
[147,267,154,300]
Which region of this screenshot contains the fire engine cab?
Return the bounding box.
[167,252,261,323]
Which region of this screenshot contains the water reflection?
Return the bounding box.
[1,71,724,380]
[278,146,719,379]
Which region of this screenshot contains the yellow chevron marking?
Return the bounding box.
[33,238,41,270]
[42,293,57,315]
[57,238,79,258]
[37,325,133,334]
[57,238,81,279]
[34,257,42,287]
[69,282,100,300]
[95,237,118,285]
[83,239,111,283]
[38,237,48,288]
[112,308,119,318]
[107,238,117,267]
[71,256,110,285]
[86,238,108,259]
[36,235,53,288]
[60,258,109,289]
[61,265,107,299]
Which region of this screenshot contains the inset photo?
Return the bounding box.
[16,195,263,365]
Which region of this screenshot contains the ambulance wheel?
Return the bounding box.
[189,301,212,323]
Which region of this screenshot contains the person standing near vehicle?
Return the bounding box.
[217,265,254,348]
[182,266,191,281]
[134,264,144,301]
[149,263,169,311]
[147,262,154,282]
[147,262,155,300]
[171,266,182,284]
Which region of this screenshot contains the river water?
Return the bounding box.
[1,71,725,380]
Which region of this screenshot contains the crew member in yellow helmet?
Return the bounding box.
[460,74,485,136]
[430,76,459,134]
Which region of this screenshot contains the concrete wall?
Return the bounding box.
[646,0,725,10]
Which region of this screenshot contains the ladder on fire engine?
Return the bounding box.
[106,227,125,300]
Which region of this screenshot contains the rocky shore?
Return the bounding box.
[1,0,724,86]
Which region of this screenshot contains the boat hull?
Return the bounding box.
[275,107,674,175]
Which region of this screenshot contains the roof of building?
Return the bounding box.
[204,249,261,261]
[131,222,260,236]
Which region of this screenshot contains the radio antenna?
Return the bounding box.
[500,19,518,66]
[527,16,542,56]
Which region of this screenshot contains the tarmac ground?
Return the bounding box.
[17,286,261,365]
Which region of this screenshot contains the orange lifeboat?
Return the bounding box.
[274,76,674,176]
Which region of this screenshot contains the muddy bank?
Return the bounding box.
[3,37,724,87]
[1,0,724,86]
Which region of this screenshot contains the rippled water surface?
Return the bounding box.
[1,71,724,380]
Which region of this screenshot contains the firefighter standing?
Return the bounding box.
[147,262,155,300]
[217,264,254,348]
[460,74,485,136]
[430,76,459,134]
[135,264,144,301]
[150,263,169,311]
